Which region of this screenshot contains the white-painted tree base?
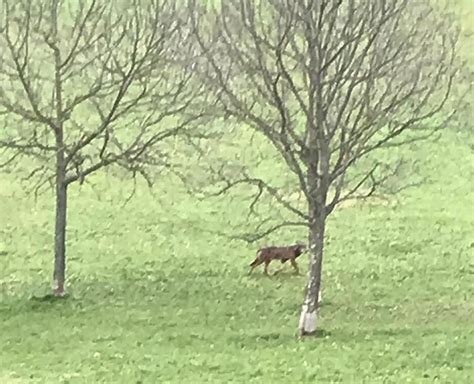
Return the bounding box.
[298,305,318,335]
[53,279,65,297]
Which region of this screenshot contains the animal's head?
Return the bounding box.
[293,243,307,256]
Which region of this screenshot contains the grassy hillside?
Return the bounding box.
[2,131,472,384]
[0,4,473,384]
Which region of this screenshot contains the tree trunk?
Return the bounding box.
[298,210,326,336]
[51,1,67,297]
[53,140,67,297]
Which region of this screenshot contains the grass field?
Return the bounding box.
[2,131,472,383]
[1,3,473,384]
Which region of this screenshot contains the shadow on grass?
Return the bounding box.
[0,292,79,316]
[246,271,303,280]
[30,293,71,303]
[299,329,332,339]
[227,329,332,346]
[330,326,441,343]
[27,293,77,312]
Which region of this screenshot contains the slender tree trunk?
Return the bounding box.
[298,208,326,336]
[299,116,328,335]
[53,137,67,297]
[51,0,67,297]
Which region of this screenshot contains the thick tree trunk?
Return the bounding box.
[298,210,326,336]
[53,138,67,297]
[53,180,67,296]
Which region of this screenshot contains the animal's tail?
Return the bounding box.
[249,249,263,266]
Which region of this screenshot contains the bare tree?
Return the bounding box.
[0,0,207,296]
[190,0,466,335]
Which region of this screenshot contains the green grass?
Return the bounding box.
[0,131,473,383]
[1,3,474,383]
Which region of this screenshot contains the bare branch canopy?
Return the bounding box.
[189,0,466,335]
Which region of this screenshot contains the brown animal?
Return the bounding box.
[248,243,307,275]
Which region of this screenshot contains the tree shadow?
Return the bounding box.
[26,293,75,312]
[246,271,303,280]
[258,329,332,341]
[299,329,332,339]
[331,326,438,343]
[228,328,332,345]
[30,293,71,303]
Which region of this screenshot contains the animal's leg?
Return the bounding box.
[248,258,263,275]
[273,267,284,275]
[290,258,300,275]
[264,260,271,276]
[273,259,286,275]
